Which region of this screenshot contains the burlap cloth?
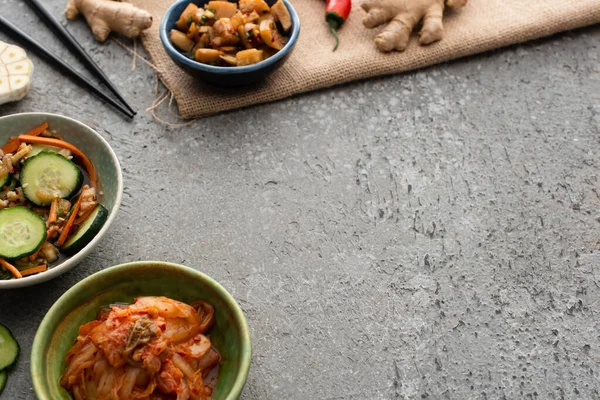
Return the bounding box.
[128,0,600,119]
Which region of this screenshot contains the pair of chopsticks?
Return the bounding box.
[0,0,135,118]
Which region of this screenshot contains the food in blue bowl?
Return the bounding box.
[160,0,300,86]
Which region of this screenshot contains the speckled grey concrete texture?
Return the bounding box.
[1,0,600,398]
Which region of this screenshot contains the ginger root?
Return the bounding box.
[362,0,467,52]
[65,0,153,42]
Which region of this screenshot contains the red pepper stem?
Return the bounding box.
[328,20,340,51]
[326,14,343,51]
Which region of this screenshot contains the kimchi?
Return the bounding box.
[60,296,221,400]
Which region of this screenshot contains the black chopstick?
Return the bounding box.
[23,0,136,116]
[0,15,134,119]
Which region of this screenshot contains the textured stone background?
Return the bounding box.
[1,0,600,398]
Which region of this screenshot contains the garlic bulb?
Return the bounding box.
[0,41,33,105]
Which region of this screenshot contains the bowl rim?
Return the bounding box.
[0,112,123,289]
[159,0,301,74]
[31,261,252,400]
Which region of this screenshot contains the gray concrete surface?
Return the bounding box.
[1,0,600,398]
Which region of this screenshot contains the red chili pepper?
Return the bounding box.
[325,0,351,51]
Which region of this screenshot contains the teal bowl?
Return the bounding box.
[0,112,123,289]
[160,0,300,86]
[31,261,252,400]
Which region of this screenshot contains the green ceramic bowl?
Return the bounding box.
[31,261,252,400]
[0,112,123,289]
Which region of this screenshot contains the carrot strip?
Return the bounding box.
[56,192,84,246]
[74,207,94,225]
[29,244,43,261]
[1,122,49,154]
[0,259,22,279]
[1,138,20,155]
[48,197,59,224]
[20,265,47,277]
[18,135,96,188]
[24,122,49,137]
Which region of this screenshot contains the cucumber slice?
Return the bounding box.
[20,151,83,206]
[27,143,62,157]
[0,172,11,188]
[0,158,10,188]
[61,204,108,255]
[0,207,46,259]
[0,323,19,371]
[0,370,6,394]
[0,177,17,200]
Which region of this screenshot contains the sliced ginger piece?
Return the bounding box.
[176,3,199,31]
[195,48,223,64]
[259,19,285,50]
[244,10,260,23]
[231,11,245,30]
[207,1,238,18]
[186,22,198,39]
[170,30,194,52]
[271,0,292,32]
[361,0,468,52]
[239,0,270,14]
[236,49,263,66]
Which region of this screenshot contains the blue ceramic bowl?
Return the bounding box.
[160,0,300,87]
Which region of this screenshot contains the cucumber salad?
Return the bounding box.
[0,122,107,280]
